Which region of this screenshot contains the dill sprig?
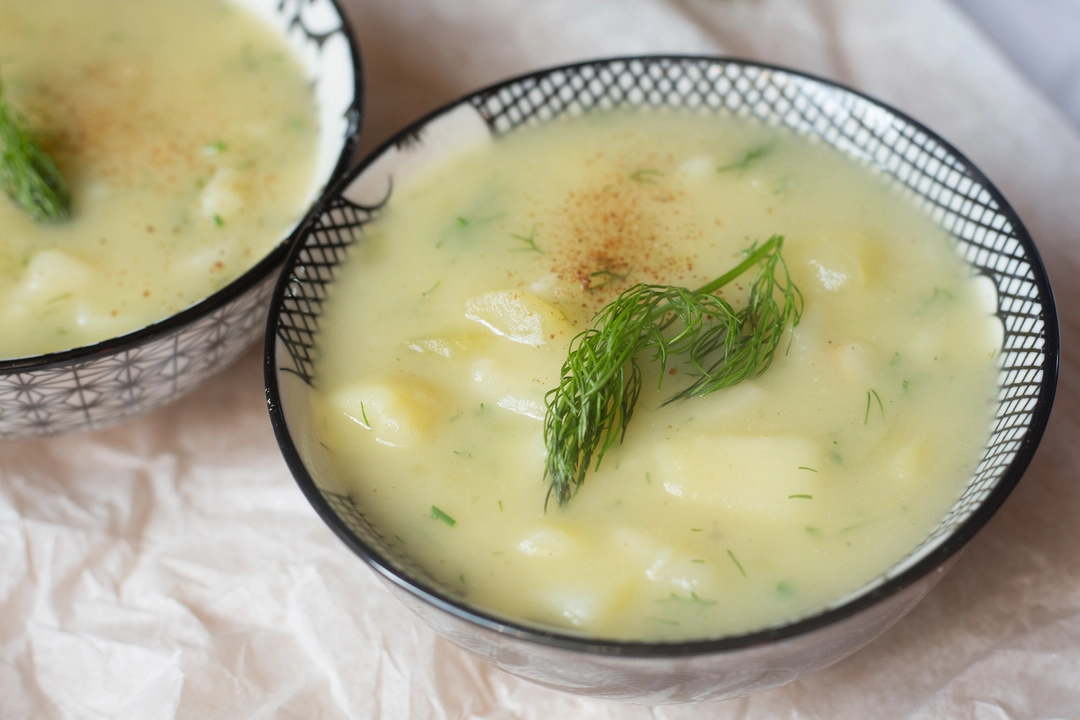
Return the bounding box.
[542,235,802,507]
[0,68,70,221]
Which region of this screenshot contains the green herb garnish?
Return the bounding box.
[510,224,543,254]
[727,549,747,577]
[864,388,883,424]
[430,506,456,527]
[628,168,663,184]
[542,235,802,507]
[788,494,813,500]
[0,68,70,221]
[716,142,775,173]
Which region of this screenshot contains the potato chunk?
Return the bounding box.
[328,379,442,447]
[464,290,570,347]
[404,329,489,359]
[653,435,823,519]
[18,249,94,299]
[803,231,880,293]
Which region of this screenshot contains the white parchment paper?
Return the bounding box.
[3,0,1080,717]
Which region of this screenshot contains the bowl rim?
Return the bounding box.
[0,0,364,375]
[265,54,1060,657]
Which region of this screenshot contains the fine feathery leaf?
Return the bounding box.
[542,234,802,508]
[0,67,71,222]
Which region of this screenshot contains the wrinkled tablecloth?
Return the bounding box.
[4,0,1080,717]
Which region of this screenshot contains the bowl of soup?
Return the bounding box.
[0,0,361,438]
[265,57,1057,703]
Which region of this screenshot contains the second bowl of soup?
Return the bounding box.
[0,0,361,437]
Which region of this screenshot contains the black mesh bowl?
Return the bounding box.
[0,0,362,439]
[265,56,1058,703]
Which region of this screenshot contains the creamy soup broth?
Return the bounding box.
[0,0,318,358]
[310,111,1000,640]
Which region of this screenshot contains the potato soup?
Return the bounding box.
[309,111,1001,640]
[0,0,318,358]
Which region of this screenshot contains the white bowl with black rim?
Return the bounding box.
[0,0,362,439]
[266,56,1057,703]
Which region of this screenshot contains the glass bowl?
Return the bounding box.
[0,0,362,439]
[265,56,1057,703]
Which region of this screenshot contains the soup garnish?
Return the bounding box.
[544,234,802,507]
[0,67,70,222]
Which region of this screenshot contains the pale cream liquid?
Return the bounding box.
[0,0,318,358]
[310,112,1001,640]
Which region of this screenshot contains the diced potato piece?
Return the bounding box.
[328,378,442,447]
[404,329,489,359]
[887,440,932,487]
[653,435,823,519]
[822,341,877,387]
[199,167,245,220]
[613,529,721,594]
[72,300,142,338]
[802,231,880,293]
[677,155,714,178]
[510,526,637,628]
[464,290,570,347]
[538,580,635,629]
[470,357,546,421]
[19,249,94,299]
[516,526,581,559]
[3,250,96,328]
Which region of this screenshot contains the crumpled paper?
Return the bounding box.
[3,0,1080,717]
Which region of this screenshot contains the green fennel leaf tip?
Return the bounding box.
[542,234,803,508]
[0,67,71,222]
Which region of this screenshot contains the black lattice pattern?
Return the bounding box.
[0,274,276,438]
[279,57,1053,605]
[277,197,381,385]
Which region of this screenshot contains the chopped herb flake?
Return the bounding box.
[430,506,456,526]
[421,280,441,300]
[628,168,663,184]
[864,388,884,423]
[657,591,716,606]
[788,494,813,500]
[510,224,543,254]
[717,142,775,173]
[727,549,747,577]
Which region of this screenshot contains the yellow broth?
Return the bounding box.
[0,0,318,358]
[310,111,1000,640]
